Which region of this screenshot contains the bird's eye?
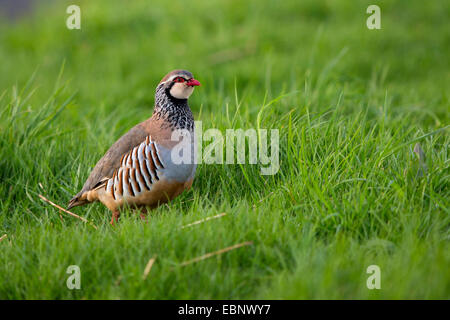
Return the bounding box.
[174,77,185,83]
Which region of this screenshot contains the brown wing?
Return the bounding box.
[68,121,150,209]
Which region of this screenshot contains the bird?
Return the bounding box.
[67,69,201,224]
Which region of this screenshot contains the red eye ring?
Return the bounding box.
[174,77,185,83]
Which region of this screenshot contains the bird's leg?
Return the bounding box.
[110,210,120,226]
[139,206,149,223]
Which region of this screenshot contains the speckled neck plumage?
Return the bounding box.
[153,83,194,131]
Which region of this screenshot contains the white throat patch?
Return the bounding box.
[170,82,194,99]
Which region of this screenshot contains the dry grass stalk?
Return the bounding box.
[180,213,227,229]
[179,241,253,267]
[0,234,7,242]
[142,256,157,280]
[38,194,98,229]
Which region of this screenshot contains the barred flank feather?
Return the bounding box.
[108,135,164,200]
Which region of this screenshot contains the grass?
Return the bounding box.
[0,0,449,299]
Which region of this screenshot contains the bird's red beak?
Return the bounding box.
[187,78,201,87]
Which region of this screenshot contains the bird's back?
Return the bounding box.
[68,119,152,209]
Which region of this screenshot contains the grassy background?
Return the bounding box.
[0,0,449,299]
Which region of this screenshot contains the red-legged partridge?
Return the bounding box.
[68,70,201,224]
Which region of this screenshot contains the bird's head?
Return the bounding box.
[158,69,201,100]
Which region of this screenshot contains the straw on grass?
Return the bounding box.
[180,213,227,229]
[142,256,157,280]
[179,241,253,267]
[38,194,98,229]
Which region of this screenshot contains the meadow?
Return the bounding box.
[0,0,448,299]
